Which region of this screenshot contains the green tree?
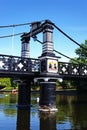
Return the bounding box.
[0,78,18,90]
[69,40,87,91]
[70,40,87,64]
[0,78,11,87]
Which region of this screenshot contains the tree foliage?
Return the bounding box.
[69,40,87,91]
[70,40,87,64]
[0,78,17,90]
[0,78,11,87]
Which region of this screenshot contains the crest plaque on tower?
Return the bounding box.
[47,59,58,73]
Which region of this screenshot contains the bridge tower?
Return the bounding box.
[21,33,30,58]
[17,20,59,110]
[17,34,31,108]
[35,20,58,111]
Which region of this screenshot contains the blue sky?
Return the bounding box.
[0,0,87,61]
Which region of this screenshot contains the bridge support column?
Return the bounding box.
[39,81,57,111]
[17,79,31,108]
[35,78,58,112]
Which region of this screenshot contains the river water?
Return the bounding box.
[0,91,87,130]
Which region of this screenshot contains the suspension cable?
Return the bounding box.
[0,20,45,38]
[11,27,15,55]
[0,32,23,38]
[54,49,78,63]
[33,36,86,65]
[0,20,87,61]
[0,22,30,28]
[51,22,87,51]
[0,20,45,28]
[53,49,87,65]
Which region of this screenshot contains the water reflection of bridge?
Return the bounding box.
[17,108,56,130]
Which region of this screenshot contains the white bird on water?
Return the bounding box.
[36,97,39,103]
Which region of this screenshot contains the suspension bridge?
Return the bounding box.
[0,20,87,111]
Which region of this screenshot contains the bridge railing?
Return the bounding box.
[58,62,87,76]
[0,54,40,73]
[0,54,87,78]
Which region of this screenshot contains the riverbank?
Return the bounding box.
[56,89,78,95]
[0,89,86,95]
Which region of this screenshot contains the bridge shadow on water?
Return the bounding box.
[1,91,87,129]
[39,112,56,130]
[16,108,56,130]
[16,108,30,130]
[16,90,87,130]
